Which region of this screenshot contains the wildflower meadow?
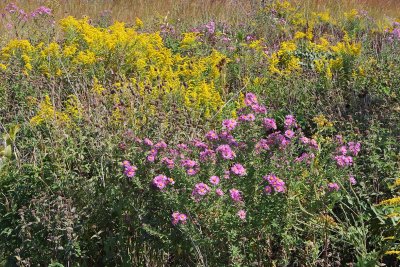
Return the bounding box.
[0,0,399,266]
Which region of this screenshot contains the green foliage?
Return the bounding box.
[1,1,400,266]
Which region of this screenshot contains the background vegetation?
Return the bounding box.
[0,0,399,266]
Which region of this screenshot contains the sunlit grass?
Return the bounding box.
[0,0,399,26]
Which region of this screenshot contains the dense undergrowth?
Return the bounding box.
[0,1,399,266]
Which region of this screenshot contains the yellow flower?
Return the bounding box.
[380,196,400,206]
[313,114,333,128]
[135,17,144,29]
[385,250,400,255]
[180,32,200,49]
[74,50,96,65]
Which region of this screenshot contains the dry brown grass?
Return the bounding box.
[0,0,252,25]
[0,0,399,25]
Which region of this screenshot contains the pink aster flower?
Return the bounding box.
[338,146,347,155]
[264,185,272,194]
[161,157,175,169]
[284,115,297,128]
[263,118,277,130]
[229,188,242,202]
[30,6,52,17]
[219,131,235,142]
[255,139,270,154]
[143,138,153,147]
[172,212,187,225]
[124,165,137,178]
[223,170,230,179]
[147,154,156,162]
[177,143,188,150]
[251,104,267,114]
[199,149,215,161]
[309,139,319,150]
[193,139,208,150]
[328,182,340,191]
[209,175,220,185]
[172,212,180,225]
[205,130,219,141]
[237,209,246,220]
[153,175,169,190]
[284,129,295,139]
[222,119,238,131]
[216,144,236,160]
[178,213,187,223]
[349,175,357,185]
[181,159,197,168]
[216,188,224,196]
[348,142,361,156]
[264,174,286,193]
[154,141,167,150]
[122,160,131,167]
[334,155,353,167]
[244,93,258,106]
[300,136,310,144]
[193,183,211,196]
[187,168,199,176]
[231,163,246,176]
[238,113,256,122]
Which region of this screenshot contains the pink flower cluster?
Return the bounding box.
[216,144,236,160]
[153,175,174,190]
[161,157,175,169]
[327,182,340,191]
[349,175,357,185]
[209,176,220,185]
[5,3,52,22]
[30,6,52,17]
[181,159,199,176]
[254,139,270,154]
[284,115,297,128]
[237,209,246,220]
[118,92,362,228]
[192,183,211,199]
[231,163,246,176]
[238,113,255,122]
[333,140,360,167]
[222,119,237,131]
[263,118,277,130]
[244,93,267,114]
[263,174,286,193]
[229,188,242,202]
[172,212,187,225]
[122,160,137,179]
[205,130,219,141]
[294,152,315,164]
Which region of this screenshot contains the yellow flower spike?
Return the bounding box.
[385,251,400,255]
[294,31,306,40]
[180,32,200,49]
[380,196,400,206]
[313,114,334,128]
[63,44,78,57]
[344,9,358,21]
[135,17,144,29]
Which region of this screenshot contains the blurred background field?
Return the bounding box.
[1,0,400,24]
